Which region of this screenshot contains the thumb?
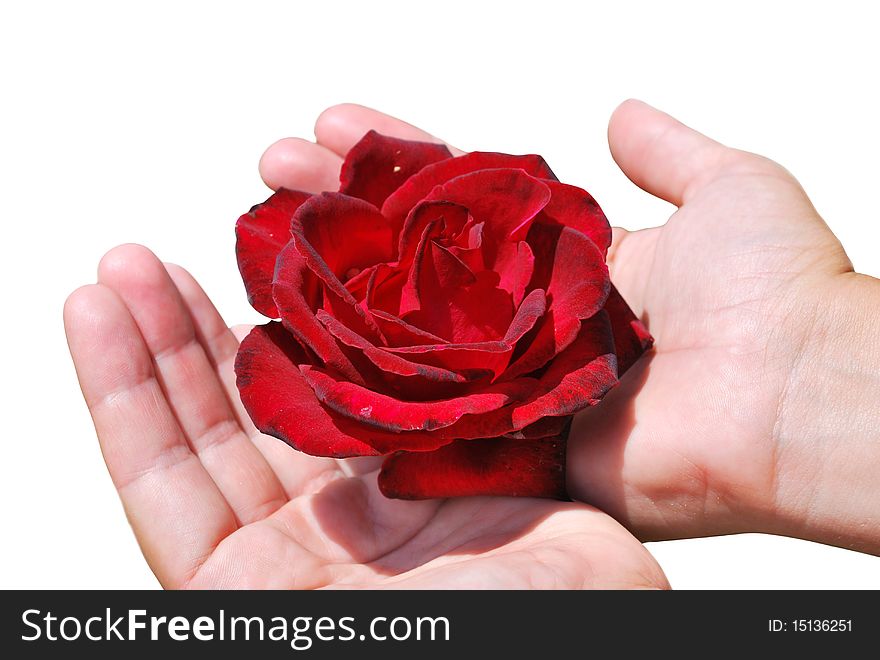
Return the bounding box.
[608,99,735,207]
[608,99,849,271]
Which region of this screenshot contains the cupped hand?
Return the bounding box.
[259,101,873,550]
[570,101,860,544]
[64,238,666,589]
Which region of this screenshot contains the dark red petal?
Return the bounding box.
[400,238,479,318]
[537,180,612,256]
[509,313,618,427]
[424,168,551,241]
[292,192,394,281]
[387,288,546,377]
[344,264,374,300]
[399,212,517,344]
[418,271,515,344]
[398,218,452,317]
[272,241,365,384]
[604,284,653,376]
[299,364,532,433]
[504,224,610,380]
[501,288,548,348]
[364,262,409,318]
[370,308,449,347]
[382,152,558,228]
[429,241,477,288]
[398,201,472,266]
[236,323,454,455]
[315,310,489,400]
[494,240,534,307]
[320,278,384,345]
[460,219,485,250]
[235,189,310,318]
[282,193,388,345]
[428,311,617,441]
[378,430,569,500]
[234,322,378,457]
[339,130,452,211]
[403,253,513,344]
[386,341,511,382]
[448,242,485,274]
[503,415,570,440]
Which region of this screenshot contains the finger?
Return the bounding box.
[168,270,344,497]
[259,137,343,192]
[607,99,731,206]
[314,103,465,158]
[164,264,239,369]
[64,284,236,587]
[98,245,287,525]
[164,264,252,431]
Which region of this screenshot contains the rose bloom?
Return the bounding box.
[234,131,651,500]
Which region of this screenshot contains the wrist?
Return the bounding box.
[763,273,880,553]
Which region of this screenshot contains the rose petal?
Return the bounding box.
[370,308,450,347]
[424,168,551,242]
[494,240,534,307]
[509,312,618,427]
[378,430,569,500]
[236,323,458,455]
[320,278,385,345]
[425,312,617,441]
[281,193,389,345]
[387,288,546,377]
[401,224,512,343]
[292,192,394,281]
[344,263,375,300]
[411,271,514,344]
[299,363,533,433]
[272,241,365,384]
[604,284,653,376]
[503,415,570,440]
[398,200,472,266]
[339,130,452,211]
[537,180,612,256]
[447,242,485,275]
[400,233,478,318]
[235,323,378,457]
[236,316,617,461]
[316,309,490,400]
[503,224,610,380]
[235,188,310,318]
[382,152,558,228]
[398,218,447,317]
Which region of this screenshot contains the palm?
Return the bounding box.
[190,424,661,589]
[65,246,665,589]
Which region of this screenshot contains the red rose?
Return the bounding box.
[234,131,651,500]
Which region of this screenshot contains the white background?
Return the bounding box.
[2,0,878,589]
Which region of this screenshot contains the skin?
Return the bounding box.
[64,100,880,590]
[571,101,880,553]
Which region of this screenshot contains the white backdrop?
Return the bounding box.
[2,0,878,588]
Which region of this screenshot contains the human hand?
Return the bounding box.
[571,100,880,552]
[260,101,880,553]
[64,247,667,589]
